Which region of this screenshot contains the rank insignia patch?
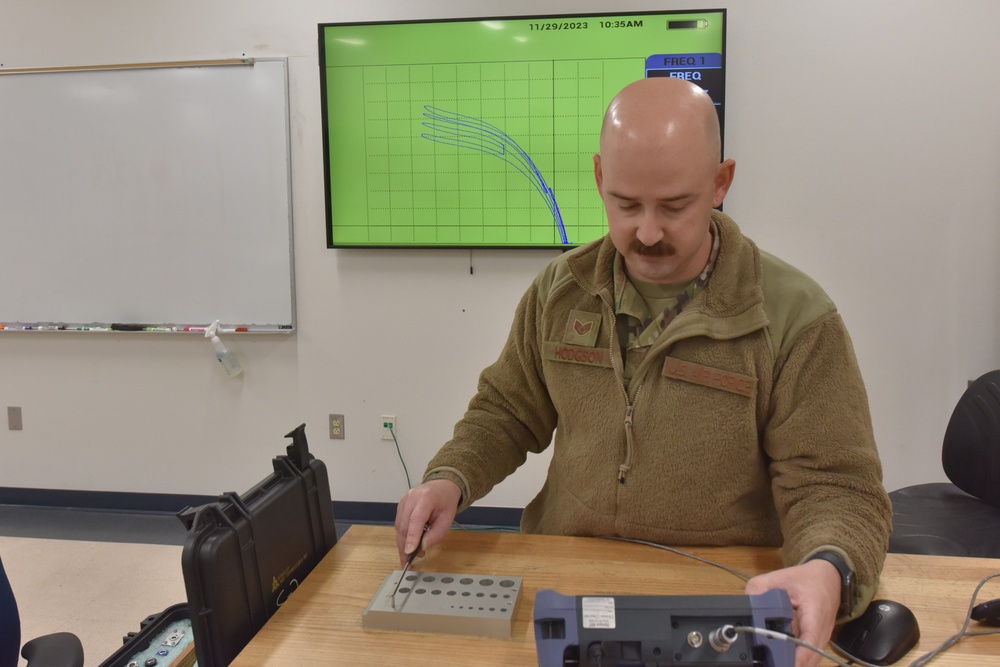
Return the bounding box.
[563,310,601,347]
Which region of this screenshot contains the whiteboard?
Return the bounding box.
[0,59,294,331]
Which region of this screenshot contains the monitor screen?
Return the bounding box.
[319,9,726,248]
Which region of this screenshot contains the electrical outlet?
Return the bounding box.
[329,413,345,440]
[381,415,396,441]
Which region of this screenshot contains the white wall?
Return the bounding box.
[1,0,998,507]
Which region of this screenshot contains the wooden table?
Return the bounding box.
[232,525,1000,666]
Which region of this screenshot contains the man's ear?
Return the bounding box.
[712,158,736,207]
[593,153,604,196]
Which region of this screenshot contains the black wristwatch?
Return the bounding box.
[808,551,856,617]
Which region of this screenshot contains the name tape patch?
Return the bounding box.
[543,341,613,368]
[663,356,755,397]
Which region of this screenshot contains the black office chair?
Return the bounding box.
[0,552,84,667]
[889,370,1000,557]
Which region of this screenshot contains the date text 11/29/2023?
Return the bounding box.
[526,18,710,31]
[528,19,645,31]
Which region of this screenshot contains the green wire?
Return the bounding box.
[388,424,519,533]
[388,423,412,489]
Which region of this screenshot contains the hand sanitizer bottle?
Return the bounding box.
[206,320,243,377]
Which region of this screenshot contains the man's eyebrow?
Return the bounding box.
[606,190,694,203]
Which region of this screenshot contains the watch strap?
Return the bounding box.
[807,550,855,617]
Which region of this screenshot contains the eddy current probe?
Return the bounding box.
[391,523,429,609]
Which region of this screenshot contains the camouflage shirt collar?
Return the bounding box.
[614,218,721,345]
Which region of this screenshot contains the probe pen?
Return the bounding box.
[391,523,429,610]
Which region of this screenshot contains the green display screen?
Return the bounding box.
[319,10,726,248]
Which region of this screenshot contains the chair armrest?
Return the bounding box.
[21,632,84,667]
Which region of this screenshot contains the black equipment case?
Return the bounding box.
[177,423,338,667]
[95,424,338,667]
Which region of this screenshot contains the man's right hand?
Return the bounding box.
[394,479,462,566]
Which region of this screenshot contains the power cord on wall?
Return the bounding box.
[386,423,412,490]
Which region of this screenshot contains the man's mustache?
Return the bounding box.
[630,240,676,257]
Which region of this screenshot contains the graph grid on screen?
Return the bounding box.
[320,11,726,248]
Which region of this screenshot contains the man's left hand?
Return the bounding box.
[744,559,841,667]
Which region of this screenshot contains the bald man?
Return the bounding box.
[396,78,890,666]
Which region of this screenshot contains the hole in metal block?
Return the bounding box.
[364,570,523,638]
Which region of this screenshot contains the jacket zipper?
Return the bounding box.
[601,296,640,484]
[619,405,635,483]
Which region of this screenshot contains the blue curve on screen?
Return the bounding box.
[420,106,568,244]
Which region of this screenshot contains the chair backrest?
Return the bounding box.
[943,370,1000,508]
[0,554,22,667]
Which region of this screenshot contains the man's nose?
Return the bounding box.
[634,214,664,247]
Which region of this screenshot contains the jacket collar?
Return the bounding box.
[566,211,769,337]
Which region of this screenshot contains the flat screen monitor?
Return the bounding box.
[319,9,726,248]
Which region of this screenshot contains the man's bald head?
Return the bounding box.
[600,78,722,172]
[593,77,735,285]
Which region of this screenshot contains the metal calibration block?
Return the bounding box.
[362,570,522,638]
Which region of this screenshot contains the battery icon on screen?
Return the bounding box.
[667,19,709,29]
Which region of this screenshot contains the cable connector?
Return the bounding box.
[709,624,738,652]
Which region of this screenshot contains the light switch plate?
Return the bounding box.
[8,406,22,430]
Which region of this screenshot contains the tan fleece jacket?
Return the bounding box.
[426,211,891,616]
